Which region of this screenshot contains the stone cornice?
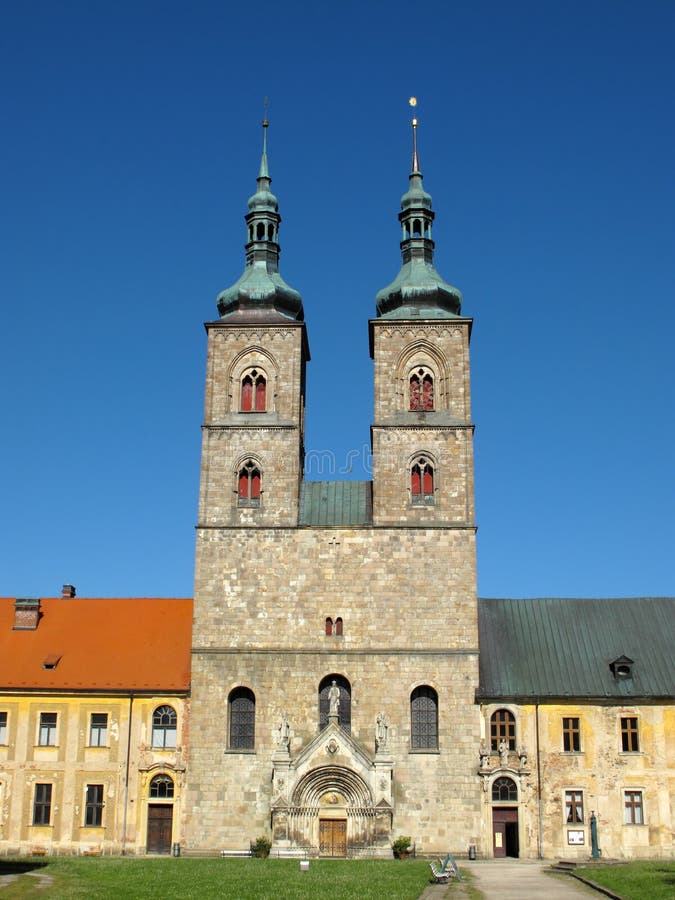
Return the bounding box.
[192,647,479,657]
[201,424,297,432]
[196,523,478,532]
[371,423,475,432]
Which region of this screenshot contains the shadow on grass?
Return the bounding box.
[0,860,48,875]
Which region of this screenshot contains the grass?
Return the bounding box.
[0,857,433,899]
[574,861,675,900]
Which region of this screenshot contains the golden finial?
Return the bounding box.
[409,96,420,173]
[262,95,269,128]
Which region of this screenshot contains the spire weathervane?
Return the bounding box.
[409,96,420,174]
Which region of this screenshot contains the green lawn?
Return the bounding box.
[574,861,675,900]
[0,857,434,900]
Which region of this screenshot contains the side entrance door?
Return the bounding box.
[492,807,518,858]
[319,818,347,857]
[147,804,173,854]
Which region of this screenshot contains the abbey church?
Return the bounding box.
[0,119,673,862]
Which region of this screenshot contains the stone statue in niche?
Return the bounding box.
[328,680,340,717]
[499,739,509,767]
[375,713,388,751]
[518,745,528,768]
[277,711,290,747]
[479,742,490,769]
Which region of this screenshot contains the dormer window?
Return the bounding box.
[409,368,434,411]
[42,654,61,670]
[241,370,267,412]
[610,655,634,680]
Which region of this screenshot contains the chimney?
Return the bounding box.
[61,584,76,599]
[14,598,41,630]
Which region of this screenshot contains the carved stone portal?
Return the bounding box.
[271,721,393,856]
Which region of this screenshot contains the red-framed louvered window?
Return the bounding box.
[409,368,434,411]
[411,458,435,505]
[241,370,267,412]
[325,617,333,635]
[238,461,261,507]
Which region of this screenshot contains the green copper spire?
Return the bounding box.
[217,117,303,322]
[375,101,462,319]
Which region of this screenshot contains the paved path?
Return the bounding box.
[458,859,598,899]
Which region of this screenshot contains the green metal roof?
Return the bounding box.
[299,481,372,526]
[477,597,675,701]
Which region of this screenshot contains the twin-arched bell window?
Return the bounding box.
[411,457,435,505]
[409,368,434,411]
[240,369,267,412]
[238,460,261,507]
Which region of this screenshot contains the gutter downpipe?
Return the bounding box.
[535,702,543,859]
[121,692,134,856]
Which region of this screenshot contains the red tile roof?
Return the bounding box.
[0,598,192,692]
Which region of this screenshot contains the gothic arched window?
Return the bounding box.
[149,774,175,799]
[409,368,434,411]
[492,776,517,802]
[318,674,351,733]
[238,460,261,507]
[229,687,255,750]
[240,369,267,412]
[335,617,343,636]
[325,617,333,635]
[411,685,438,750]
[490,709,516,751]
[411,457,434,505]
[152,706,177,749]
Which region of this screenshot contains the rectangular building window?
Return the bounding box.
[89,713,108,747]
[562,717,580,752]
[38,712,57,746]
[565,790,584,823]
[620,716,639,752]
[0,712,7,744]
[624,790,643,824]
[33,783,52,826]
[84,784,104,827]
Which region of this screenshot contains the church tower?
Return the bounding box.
[186,113,481,857]
[371,113,474,528]
[196,118,308,534]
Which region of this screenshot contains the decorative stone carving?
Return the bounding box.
[277,711,290,748]
[375,713,388,752]
[328,680,340,717]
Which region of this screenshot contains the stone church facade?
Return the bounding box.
[184,119,483,856]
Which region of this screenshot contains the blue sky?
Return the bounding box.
[2,1,673,599]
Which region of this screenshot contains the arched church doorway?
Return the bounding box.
[146,774,174,854]
[491,777,519,858]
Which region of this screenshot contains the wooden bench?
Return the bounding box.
[220,849,252,858]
